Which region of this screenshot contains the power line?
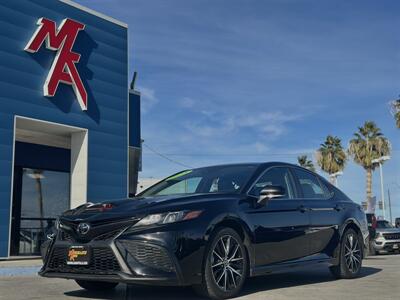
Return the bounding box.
[142,152,314,157]
[142,143,193,169]
[142,149,400,158]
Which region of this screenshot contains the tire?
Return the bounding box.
[75,280,119,291]
[330,228,363,279]
[193,228,248,299]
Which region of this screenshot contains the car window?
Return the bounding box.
[249,167,294,199]
[140,165,258,197]
[157,177,202,195]
[376,221,394,229]
[293,168,329,199]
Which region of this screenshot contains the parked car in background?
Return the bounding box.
[40,163,369,299]
[371,220,400,255]
[395,218,400,228]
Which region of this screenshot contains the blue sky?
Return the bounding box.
[76,0,400,219]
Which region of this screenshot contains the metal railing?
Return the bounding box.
[18,217,56,256]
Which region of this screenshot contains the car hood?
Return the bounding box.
[376,228,400,234]
[60,193,242,223]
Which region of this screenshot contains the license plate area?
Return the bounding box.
[66,246,91,265]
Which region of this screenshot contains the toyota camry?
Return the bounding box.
[40,162,369,299]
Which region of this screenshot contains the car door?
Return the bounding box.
[246,166,310,267]
[292,167,343,258]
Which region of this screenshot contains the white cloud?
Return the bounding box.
[240,111,303,136]
[184,110,304,139]
[253,142,269,153]
[138,86,158,113]
[179,97,196,108]
[184,124,220,137]
[200,110,217,117]
[261,124,285,136]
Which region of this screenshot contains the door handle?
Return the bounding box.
[297,205,308,213]
[334,204,344,211]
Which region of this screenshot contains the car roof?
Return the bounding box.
[191,161,300,170]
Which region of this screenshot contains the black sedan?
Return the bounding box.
[40,162,369,299]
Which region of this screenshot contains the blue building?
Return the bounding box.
[0,0,141,258]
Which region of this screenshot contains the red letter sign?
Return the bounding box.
[25,18,88,111]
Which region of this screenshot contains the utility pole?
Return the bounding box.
[388,188,393,224]
[379,162,385,220]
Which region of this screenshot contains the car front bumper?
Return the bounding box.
[373,238,400,252]
[39,223,207,286]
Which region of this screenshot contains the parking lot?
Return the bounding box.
[0,254,399,300]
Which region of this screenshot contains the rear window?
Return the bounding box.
[293,168,331,199]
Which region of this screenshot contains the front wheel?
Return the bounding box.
[75,280,119,291]
[194,228,248,299]
[330,228,363,279]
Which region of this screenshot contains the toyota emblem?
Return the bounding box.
[77,223,90,235]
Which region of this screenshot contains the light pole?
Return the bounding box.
[372,156,390,220]
[387,189,393,225]
[330,171,343,187]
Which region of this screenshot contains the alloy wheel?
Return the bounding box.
[344,233,362,273]
[210,234,244,292]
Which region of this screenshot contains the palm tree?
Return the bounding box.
[348,121,391,208]
[297,155,315,171]
[26,169,45,233]
[316,135,347,184]
[390,97,400,128]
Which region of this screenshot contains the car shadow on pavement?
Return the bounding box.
[366,253,400,259]
[64,267,381,300]
[239,266,381,297]
[65,285,202,300]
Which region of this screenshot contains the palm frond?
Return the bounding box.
[317,135,346,175]
[348,121,391,170]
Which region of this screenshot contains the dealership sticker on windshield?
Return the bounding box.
[166,170,193,181]
[67,246,91,265]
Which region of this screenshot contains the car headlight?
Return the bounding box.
[134,210,203,227]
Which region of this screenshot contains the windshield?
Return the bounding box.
[139,165,258,197]
[377,221,394,229]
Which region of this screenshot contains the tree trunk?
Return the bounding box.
[366,168,373,210]
[35,177,44,232]
[329,175,335,185]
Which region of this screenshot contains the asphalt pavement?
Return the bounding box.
[0,254,399,300]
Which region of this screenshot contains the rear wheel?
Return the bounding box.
[330,229,363,279]
[75,280,119,291]
[193,228,248,299]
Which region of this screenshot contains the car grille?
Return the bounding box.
[116,241,175,273]
[58,228,125,242]
[47,246,121,275]
[59,231,73,242]
[383,233,400,240]
[56,218,135,243]
[93,229,125,241]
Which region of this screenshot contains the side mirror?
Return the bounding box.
[258,185,285,204]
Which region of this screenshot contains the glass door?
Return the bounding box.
[11,168,70,256]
